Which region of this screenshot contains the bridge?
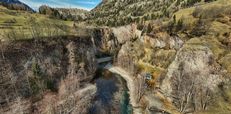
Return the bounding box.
[96,57,113,64]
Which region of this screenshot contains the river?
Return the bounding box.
[89,69,132,114]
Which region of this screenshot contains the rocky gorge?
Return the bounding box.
[0,22,231,114]
[91,23,231,114]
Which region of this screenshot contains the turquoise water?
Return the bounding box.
[120,90,133,114]
[90,68,133,114]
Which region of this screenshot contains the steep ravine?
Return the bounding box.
[0,36,98,114]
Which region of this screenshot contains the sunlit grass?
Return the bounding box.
[0,5,74,40]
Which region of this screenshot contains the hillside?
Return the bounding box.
[39,5,88,21]
[86,0,215,26]
[0,0,34,12]
[0,5,75,41]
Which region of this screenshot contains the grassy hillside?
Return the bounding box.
[0,5,74,41]
[86,0,215,26]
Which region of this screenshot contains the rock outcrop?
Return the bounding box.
[92,24,141,55]
[161,38,223,112]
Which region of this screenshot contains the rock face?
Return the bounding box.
[161,39,223,112]
[92,24,141,55]
[92,27,118,54]
[55,8,88,20]
[141,34,184,50]
[112,24,141,44]
[0,37,97,114]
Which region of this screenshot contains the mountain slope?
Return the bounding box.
[86,0,215,26]
[0,0,34,12]
[88,0,174,26]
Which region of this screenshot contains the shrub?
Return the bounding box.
[29,77,41,95]
[137,23,145,31]
[176,18,184,32]
[191,17,210,36]
[32,62,42,77]
[46,79,58,92]
[146,24,153,33]
[167,21,175,34]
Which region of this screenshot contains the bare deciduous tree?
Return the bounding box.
[171,62,214,113]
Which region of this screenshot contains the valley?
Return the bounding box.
[1,0,231,114]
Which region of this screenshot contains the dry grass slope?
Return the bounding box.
[0,5,74,40]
